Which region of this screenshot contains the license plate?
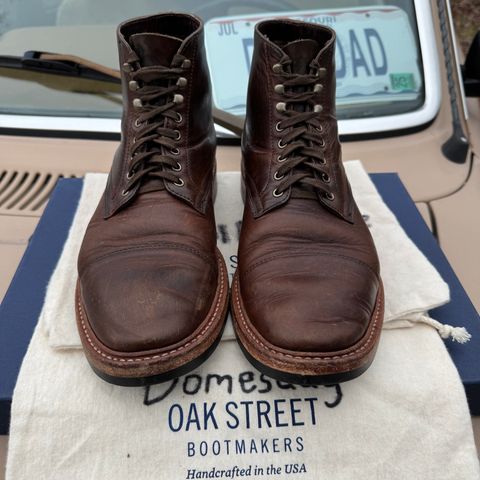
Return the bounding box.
[204,7,422,115]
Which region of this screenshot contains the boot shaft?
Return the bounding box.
[244,20,337,150]
[105,13,216,218]
[242,19,353,222]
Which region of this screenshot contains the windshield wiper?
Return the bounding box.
[0,50,121,83]
[0,50,244,135]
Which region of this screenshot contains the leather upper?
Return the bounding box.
[239,19,381,353]
[77,13,218,354]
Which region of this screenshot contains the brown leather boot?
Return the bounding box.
[76,13,229,386]
[232,19,384,385]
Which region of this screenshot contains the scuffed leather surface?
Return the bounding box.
[77,14,219,354]
[79,191,218,352]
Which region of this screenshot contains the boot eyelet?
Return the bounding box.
[132,137,136,144]
[176,77,187,87]
[181,59,191,69]
[275,121,284,132]
[274,84,285,94]
[126,170,134,180]
[277,155,287,163]
[321,173,330,183]
[314,104,323,113]
[174,178,184,187]
[319,158,326,165]
[173,94,184,104]
[315,125,323,133]
[319,138,325,147]
[172,162,182,172]
[273,188,284,197]
[272,63,283,73]
[134,118,144,128]
[276,102,287,113]
[122,62,133,73]
[170,147,180,155]
[314,83,323,93]
[278,139,287,149]
[317,67,327,79]
[324,192,335,201]
[273,171,284,181]
[173,130,181,141]
[121,189,130,196]
[174,113,183,123]
[129,80,139,91]
[132,98,142,109]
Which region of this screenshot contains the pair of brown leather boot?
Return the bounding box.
[76,13,384,387]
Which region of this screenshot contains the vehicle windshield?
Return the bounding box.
[0,0,423,129]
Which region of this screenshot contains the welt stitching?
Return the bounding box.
[77,255,226,363]
[234,278,383,361]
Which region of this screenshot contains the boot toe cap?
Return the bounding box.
[241,254,380,352]
[79,248,217,353]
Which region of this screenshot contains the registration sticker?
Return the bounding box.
[204,7,422,115]
[390,73,416,91]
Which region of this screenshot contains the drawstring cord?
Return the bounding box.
[417,314,471,343]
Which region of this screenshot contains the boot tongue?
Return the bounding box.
[280,39,320,199]
[130,33,182,67]
[281,39,319,74]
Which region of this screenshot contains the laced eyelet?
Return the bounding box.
[324,192,335,201]
[176,77,187,87]
[275,121,284,132]
[321,173,330,183]
[277,155,287,163]
[132,98,142,109]
[174,178,184,187]
[134,118,144,128]
[317,67,327,79]
[172,162,182,172]
[173,94,184,104]
[129,80,139,91]
[132,137,136,144]
[174,113,183,123]
[126,170,134,180]
[273,188,284,197]
[278,139,287,149]
[315,125,323,133]
[121,189,130,196]
[173,130,181,141]
[170,147,180,155]
[272,63,283,73]
[319,138,325,147]
[319,158,327,165]
[122,62,133,73]
[273,171,284,181]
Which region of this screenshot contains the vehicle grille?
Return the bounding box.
[0,170,77,216]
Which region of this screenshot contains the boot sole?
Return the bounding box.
[231,272,384,385]
[75,249,229,387]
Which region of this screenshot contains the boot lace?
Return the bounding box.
[122,56,190,195]
[271,58,334,201]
